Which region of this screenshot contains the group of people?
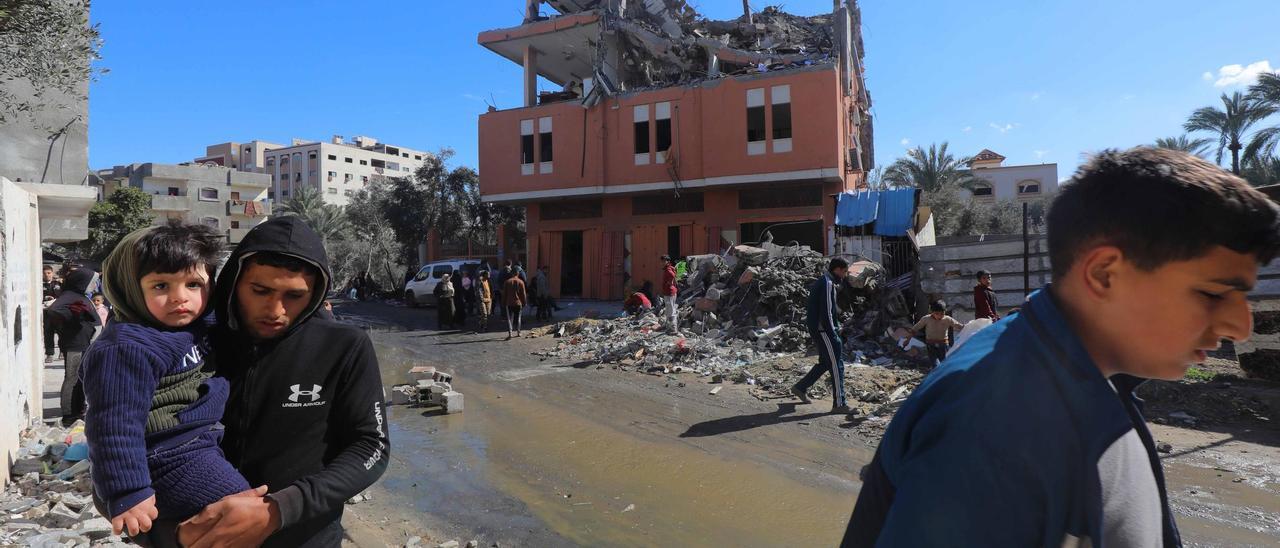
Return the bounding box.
[42,263,108,427]
[54,216,388,546]
[433,260,559,339]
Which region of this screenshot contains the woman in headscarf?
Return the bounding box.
[434,273,455,330]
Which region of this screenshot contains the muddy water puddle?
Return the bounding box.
[376,342,858,547]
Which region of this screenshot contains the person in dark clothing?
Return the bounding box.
[451,270,467,327]
[44,267,101,426]
[81,221,249,539]
[789,258,850,414]
[843,148,1278,547]
[503,270,527,339]
[974,269,999,320]
[43,264,62,362]
[178,216,389,548]
[435,273,456,330]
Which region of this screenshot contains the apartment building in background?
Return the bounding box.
[476,1,873,300]
[97,162,272,244]
[197,135,429,207]
[964,149,1059,202]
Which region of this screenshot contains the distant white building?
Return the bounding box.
[964,149,1057,202]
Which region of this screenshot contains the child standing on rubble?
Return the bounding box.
[661,255,679,333]
[844,148,1279,547]
[909,300,965,366]
[790,257,851,413]
[79,221,252,540]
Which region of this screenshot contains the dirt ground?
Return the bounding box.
[332,299,1280,547]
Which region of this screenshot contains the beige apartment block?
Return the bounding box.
[964,149,1058,203]
[200,135,428,207]
[98,162,272,244]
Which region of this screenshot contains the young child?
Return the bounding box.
[91,292,110,326]
[908,300,965,366]
[80,221,252,538]
[845,148,1279,546]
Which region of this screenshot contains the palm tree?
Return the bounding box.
[882,142,978,192]
[278,187,349,243]
[1184,91,1276,174]
[1244,73,1280,163]
[1153,135,1212,158]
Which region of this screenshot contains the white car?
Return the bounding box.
[404,260,481,307]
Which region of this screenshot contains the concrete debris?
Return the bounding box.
[393,368,465,414]
[438,541,461,548]
[2,422,127,547]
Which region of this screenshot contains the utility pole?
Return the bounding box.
[1022,202,1030,297]
[743,0,752,24]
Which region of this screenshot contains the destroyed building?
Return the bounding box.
[477,1,874,300]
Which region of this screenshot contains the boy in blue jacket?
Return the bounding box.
[844,148,1279,547]
[81,221,252,540]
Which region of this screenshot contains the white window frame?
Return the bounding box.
[198,187,219,201]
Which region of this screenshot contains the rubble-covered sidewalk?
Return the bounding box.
[533,243,933,435]
[2,421,129,547]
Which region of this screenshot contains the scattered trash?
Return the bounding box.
[622,504,636,513]
[708,386,723,396]
[1156,442,1173,454]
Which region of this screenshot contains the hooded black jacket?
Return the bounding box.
[44,269,101,352]
[212,216,388,547]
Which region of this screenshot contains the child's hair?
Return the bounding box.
[930,300,946,313]
[976,270,991,280]
[91,292,104,300]
[1049,147,1280,280]
[137,219,224,279]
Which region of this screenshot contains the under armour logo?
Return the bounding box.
[289,384,322,403]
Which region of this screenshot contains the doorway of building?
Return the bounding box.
[560,230,584,296]
[667,226,682,259]
[739,220,824,252]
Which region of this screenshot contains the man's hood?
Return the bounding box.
[214,216,332,337]
[62,268,97,295]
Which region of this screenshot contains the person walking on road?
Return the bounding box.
[45,267,102,426]
[532,265,552,321]
[503,270,527,340]
[476,270,493,332]
[661,255,679,333]
[789,258,850,414]
[974,270,999,320]
[451,270,468,328]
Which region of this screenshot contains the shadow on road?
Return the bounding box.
[679,403,833,438]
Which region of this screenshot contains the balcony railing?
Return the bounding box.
[151,195,189,211]
[227,200,271,217]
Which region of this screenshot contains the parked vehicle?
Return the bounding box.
[404,260,481,307]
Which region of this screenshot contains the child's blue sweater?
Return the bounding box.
[80,316,246,519]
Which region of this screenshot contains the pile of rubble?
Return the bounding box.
[2,421,127,547]
[535,243,931,431]
[390,366,465,414]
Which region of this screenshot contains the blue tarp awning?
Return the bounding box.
[834,188,918,236]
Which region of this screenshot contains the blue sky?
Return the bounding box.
[90,0,1278,180]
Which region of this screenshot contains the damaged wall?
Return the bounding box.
[0,178,46,486]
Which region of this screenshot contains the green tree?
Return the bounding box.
[381,149,473,265]
[1241,155,1280,187]
[276,186,349,244]
[1153,135,1212,158]
[0,0,105,125]
[883,142,979,192]
[1184,91,1276,175]
[1244,73,1280,163]
[80,186,153,261]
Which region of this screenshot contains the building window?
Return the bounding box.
[266,157,275,166]
[230,191,240,200]
[230,220,241,229]
[746,88,766,153]
[282,189,290,197]
[359,159,368,166]
[294,173,302,182]
[655,102,672,159]
[344,189,353,196]
[633,105,650,166]
[327,171,337,181]
[972,183,994,197]
[308,151,317,159]
[328,154,337,160]
[245,146,252,153]
[268,190,275,200]
[520,119,535,175]
[738,185,822,210]
[538,116,553,174]
[1017,180,1041,195]
[201,217,219,228]
[327,187,337,194]
[771,85,792,153]
[403,166,411,172]
[344,173,353,182]
[414,154,422,160]
[309,170,317,177]
[167,187,180,196]
[198,187,218,201]
[281,156,289,164]
[539,199,602,220]
[345,157,353,163]
[361,175,368,183]
[402,152,409,158]
[633,192,704,215]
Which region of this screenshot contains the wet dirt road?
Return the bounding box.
[337,300,1280,547]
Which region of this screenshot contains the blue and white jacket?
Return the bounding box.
[843,286,1181,547]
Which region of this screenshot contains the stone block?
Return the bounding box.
[409,366,437,383]
[442,391,464,414]
[694,298,718,312]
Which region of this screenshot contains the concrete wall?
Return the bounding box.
[918,234,1050,322]
[0,78,89,186]
[0,178,46,485]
